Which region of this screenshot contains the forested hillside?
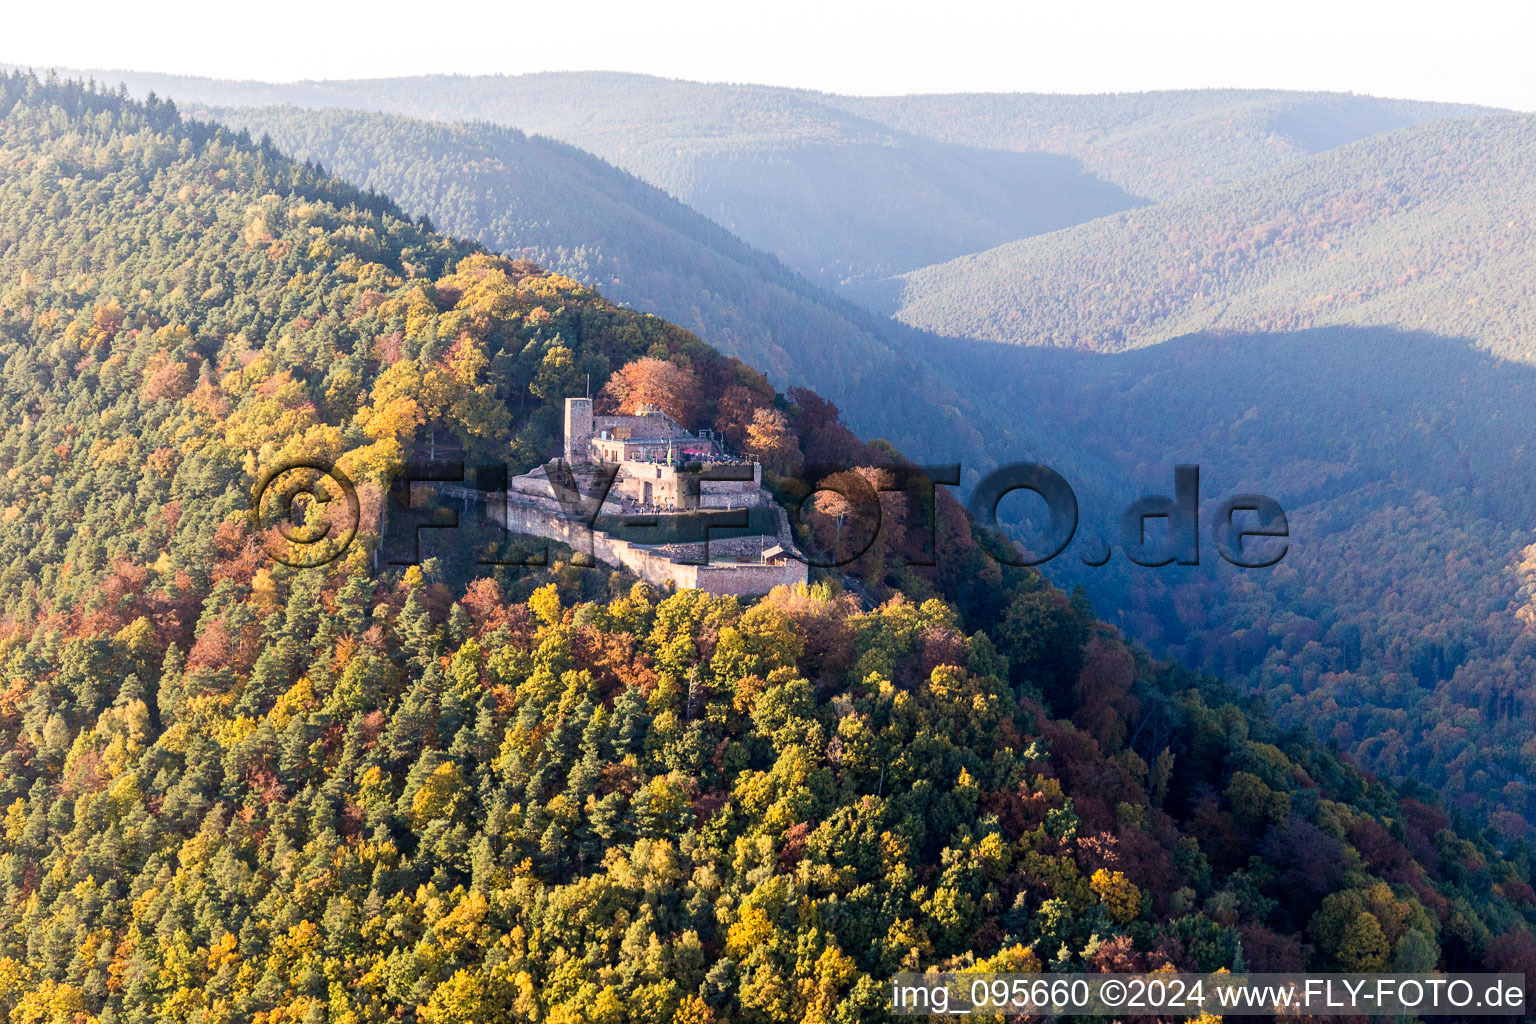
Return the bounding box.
[3,74,1533,1022]
[11,71,1494,310]
[199,105,906,385]
[887,114,1536,354]
[187,103,1055,485]
[18,69,1144,296]
[825,89,1493,202]
[847,105,1536,831]
[933,326,1536,833]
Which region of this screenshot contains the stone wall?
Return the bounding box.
[678,562,806,596]
[463,486,807,596]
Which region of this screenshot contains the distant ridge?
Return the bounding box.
[13,69,1494,309]
[823,88,1498,201]
[0,68,1147,294]
[886,113,1536,359]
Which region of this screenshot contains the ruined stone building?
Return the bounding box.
[479,399,809,596]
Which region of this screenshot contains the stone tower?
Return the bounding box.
[564,397,594,465]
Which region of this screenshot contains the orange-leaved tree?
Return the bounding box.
[599,357,702,426]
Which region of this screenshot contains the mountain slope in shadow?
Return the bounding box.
[938,325,1536,829]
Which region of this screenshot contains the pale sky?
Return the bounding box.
[7,0,1536,110]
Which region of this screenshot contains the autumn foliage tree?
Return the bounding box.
[715,384,769,449]
[598,356,702,426]
[744,408,803,476]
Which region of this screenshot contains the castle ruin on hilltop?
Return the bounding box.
[480,399,808,596]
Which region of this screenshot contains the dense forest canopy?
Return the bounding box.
[1,73,1531,1023]
[935,326,1536,832]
